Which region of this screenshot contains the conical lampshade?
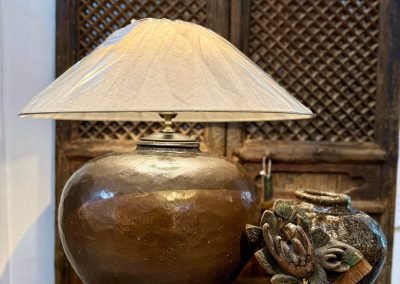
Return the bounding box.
[20,18,312,122]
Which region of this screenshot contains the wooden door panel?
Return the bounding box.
[248,163,383,200]
[62,0,228,156]
[55,0,399,283]
[229,1,399,283]
[55,1,230,283]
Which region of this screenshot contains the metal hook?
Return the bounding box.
[260,154,273,200]
[261,155,272,178]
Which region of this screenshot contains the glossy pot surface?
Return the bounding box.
[59,145,258,284]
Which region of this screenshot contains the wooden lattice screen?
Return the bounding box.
[56,0,399,283]
[78,0,208,57]
[245,0,379,142]
[73,0,209,143]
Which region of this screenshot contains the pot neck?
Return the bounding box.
[136,144,201,153]
[136,131,200,150]
[295,190,354,215]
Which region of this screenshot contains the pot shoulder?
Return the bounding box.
[70,150,251,189]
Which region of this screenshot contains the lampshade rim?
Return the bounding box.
[19,110,314,122]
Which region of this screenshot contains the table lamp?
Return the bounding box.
[21,19,312,284]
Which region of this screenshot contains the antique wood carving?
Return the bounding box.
[56,0,399,283]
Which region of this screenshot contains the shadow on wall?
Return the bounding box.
[0,205,54,283]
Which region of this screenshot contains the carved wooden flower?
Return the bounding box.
[313,230,363,274]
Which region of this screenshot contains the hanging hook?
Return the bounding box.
[261,155,272,177]
[260,153,273,201]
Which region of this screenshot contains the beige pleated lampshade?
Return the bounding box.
[20,18,312,122]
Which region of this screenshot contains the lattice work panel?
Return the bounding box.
[71,121,205,141]
[79,0,207,57]
[72,0,208,142]
[246,0,379,142]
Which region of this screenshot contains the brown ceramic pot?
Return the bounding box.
[59,142,258,284]
[294,190,387,283]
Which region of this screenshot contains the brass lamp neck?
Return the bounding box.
[159,112,177,133]
[136,112,199,148]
